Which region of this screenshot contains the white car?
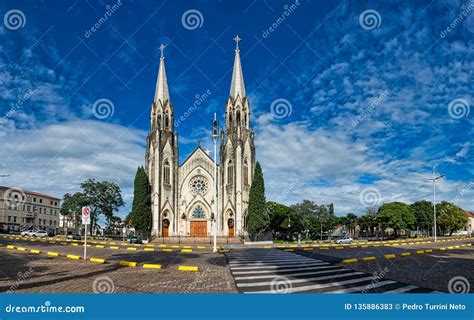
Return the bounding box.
[22,230,48,238]
[335,236,353,244]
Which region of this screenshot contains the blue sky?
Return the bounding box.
[0,0,473,218]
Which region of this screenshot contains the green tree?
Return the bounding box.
[410,200,434,235]
[80,178,124,235]
[436,202,468,235]
[266,201,292,240]
[60,192,86,234]
[129,166,152,236]
[377,202,414,237]
[291,200,319,239]
[247,162,269,235]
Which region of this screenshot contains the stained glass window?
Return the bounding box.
[192,205,206,219]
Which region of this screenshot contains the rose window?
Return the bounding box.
[189,176,209,195]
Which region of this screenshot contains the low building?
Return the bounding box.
[0,186,60,234]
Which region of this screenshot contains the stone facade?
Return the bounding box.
[146,39,255,238]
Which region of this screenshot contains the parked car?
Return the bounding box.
[20,230,31,237]
[334,236,353,244]
[129,235,142,244]
[22,230,48,238]
[67,233,81,240]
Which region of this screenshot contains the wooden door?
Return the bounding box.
[228,226,234,237]
[190,221,207,237]
[162,219,170,237]
[228,219,234,237]
[162,226,169,237]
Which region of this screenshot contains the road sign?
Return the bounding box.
[82,206,91,225]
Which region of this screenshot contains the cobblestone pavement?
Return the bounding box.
[0,238,236,293]
[289,239,474,293]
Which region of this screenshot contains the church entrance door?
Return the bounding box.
[162,219,170,237]
[228,219,234,237]
[190,221,207,237]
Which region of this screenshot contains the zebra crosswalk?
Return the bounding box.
[226,249,435,293]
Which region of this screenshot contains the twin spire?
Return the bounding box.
[153,36,246,105]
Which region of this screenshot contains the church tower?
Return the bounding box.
[146,44,179,237]
[220,36,256,237]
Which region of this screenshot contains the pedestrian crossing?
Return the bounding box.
[227,249,435,293]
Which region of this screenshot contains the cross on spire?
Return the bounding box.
[233,35,241,50]
[159,44,167,58]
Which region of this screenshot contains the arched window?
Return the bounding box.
[165,115,169,129]
[229,114,233,127]
[227,160,234,186]
[244,113,247,126]
[163,159,171,185]
[236,110,241,125]
[192,205,206,219]
[243,157,249,185]
[157,113,162,127]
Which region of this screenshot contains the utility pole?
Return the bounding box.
[426,166,444,242]
[212,113,218,253]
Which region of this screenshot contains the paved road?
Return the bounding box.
[227,249,436,293]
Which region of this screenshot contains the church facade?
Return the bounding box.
[145,38,256,238]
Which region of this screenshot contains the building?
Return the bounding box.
[145,37,256,238]
[0,186,60,234]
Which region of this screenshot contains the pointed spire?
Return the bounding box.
[154,44,170,104]
[229,35,246,100]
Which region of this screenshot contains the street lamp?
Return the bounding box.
[426,166,444,242]
[212,113,218,253]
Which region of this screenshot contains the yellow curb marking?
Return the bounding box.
[162,249,173,252]
[16,247,27,251]
[401,252,411,257]
[47,252,60,256]
[110,246,119,250]
[415,250,424,254]
[90,258,106,264]
[424,249,433,253]
[342,258,358,263]
[96,245,105,248]
[67,254,81,260]
[127,247,138,251]
[144,248,155,251]
[178,266,198,272]
[119,261,137,267]
[181,249,192,253]
[143,264,162,269]
[384,254,396,259]
[362,256,376,261]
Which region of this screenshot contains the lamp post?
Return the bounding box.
[426,166,444,243]
[212,113,218,253]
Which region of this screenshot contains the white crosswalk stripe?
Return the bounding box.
[227,249,436,294]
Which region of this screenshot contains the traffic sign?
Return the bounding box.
[82,206,91,225]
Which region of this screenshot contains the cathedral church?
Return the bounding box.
[145,37,256,238]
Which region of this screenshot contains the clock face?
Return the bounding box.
[189,176,209,196]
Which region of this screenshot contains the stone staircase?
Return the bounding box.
[150,236,242,245]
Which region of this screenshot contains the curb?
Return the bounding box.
[178,266,198,272]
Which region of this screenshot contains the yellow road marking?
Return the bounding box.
[384,254,396,259]
[143,264,162,269]
[67,254,81,260]
[110,246,119,250]
[178,266,198,272]
[362,256,376,261]
[401,252,411,257]
[415,250,424,254]
[162,248,172,252]
[342,258,358,263]
[181,249,192,253]
[119,261,137,267]
[90,258,106,263]
[144,248,155,251]
[47,252,60,256]
[127,247,137,251]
